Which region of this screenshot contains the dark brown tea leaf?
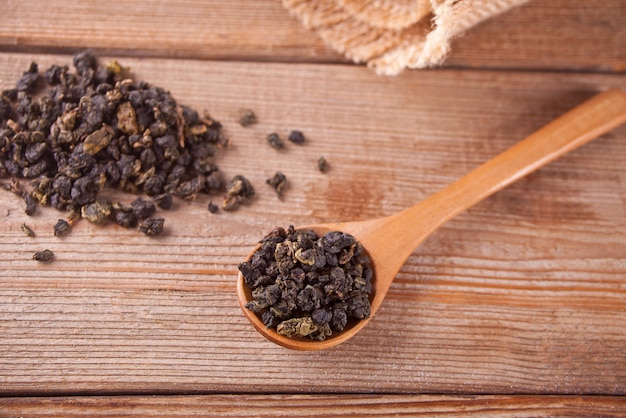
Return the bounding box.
[53,219,71,237]
[238,226,373,341]
[266,171,287,196]
[0,52,230,237]
[239,109,257,127]
[33,249,54,262]
[138,217,164,236]
[21,223,35,237]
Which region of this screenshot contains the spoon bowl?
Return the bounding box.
[237,88,626,350]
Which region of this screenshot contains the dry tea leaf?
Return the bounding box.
[239,109,258,127]
[53,219,71,237]
[83,125,114,156]
[238,226,373,341]
[81,199,112,224]
[317,156,328,173]
[32,249,54,262]
[0,52,228,237]
[266,132,284,150]
[112,202,137,228]
[288,130,306,144]
[105,60,129,78]
[223,175,255,211]
[130,197,156,220]
[266,171,287,197]
[153,193,173,210]
[208,201,219,214]
[138,217,164,236]
[21,223,35,237]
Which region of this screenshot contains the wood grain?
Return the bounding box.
[447,0,626,72]
[1,53,625,395]
[0,0,624,72]
[1,395,625,417]
[236,88,626,351]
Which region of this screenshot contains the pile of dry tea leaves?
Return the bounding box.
[0,52,233,235]
[238,226,373,341]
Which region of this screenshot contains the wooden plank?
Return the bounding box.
[0,0,339,62]
[1,395,625,417]
[446,0,626,72]
[0,1,624,72]
[0,53,625,395]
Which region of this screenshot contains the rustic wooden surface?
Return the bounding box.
[2,395,626,417]
[0,0,625,416]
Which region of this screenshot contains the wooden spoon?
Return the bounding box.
[237,88,626,350]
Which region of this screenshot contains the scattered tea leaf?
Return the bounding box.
[53,219,71,237]
[266,132,284,150]
[21,223,35,237]
[239,109,258,127]
[266,171,287,197]
[208,201,219,214]
[138,217,164,236]
[288,130,306,144]
[317,156,328,173]
[223,175,255,211]
[33,249,54,262]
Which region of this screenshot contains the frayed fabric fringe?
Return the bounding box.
[282,0,529,75]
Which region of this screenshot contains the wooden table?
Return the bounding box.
[1,1,625,415]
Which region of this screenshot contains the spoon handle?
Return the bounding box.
[381,88,626,270]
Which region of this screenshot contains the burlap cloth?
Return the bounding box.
[282,0,530,75]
